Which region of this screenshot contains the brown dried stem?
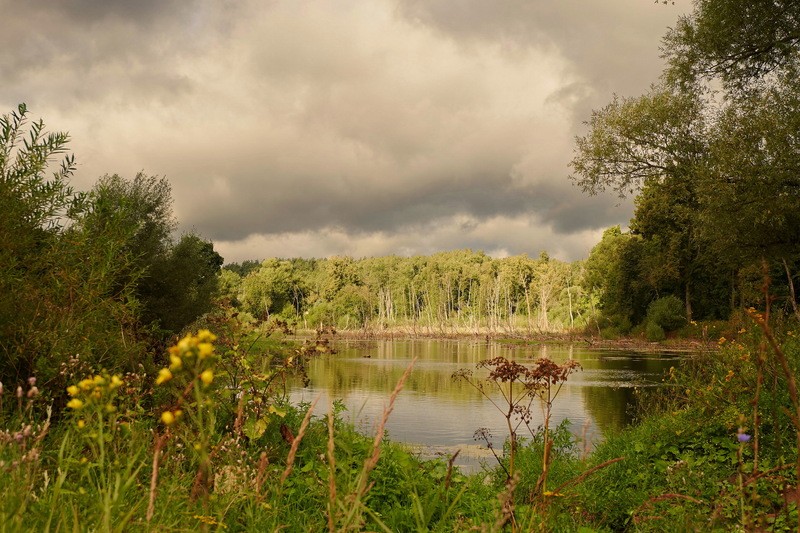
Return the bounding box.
[326,399,337,533]
[146,433,167,523]
[280,395,320,485]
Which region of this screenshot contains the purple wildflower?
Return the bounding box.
[737,433,751,443]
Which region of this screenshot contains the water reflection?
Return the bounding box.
[289,339,683,470]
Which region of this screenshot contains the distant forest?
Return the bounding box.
[222,234,798,338]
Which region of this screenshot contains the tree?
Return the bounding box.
[570,88,708,198]
[702,72,800,264]
[241,259,306,321]
[573,1,800,320]
[571,88,710,320]
[664,0,800,88]
[144,233,223,333]
[0,105,144,386]
[583,227,654,328]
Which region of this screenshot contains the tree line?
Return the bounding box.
[221,252,596,333]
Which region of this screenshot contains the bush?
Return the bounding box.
[645,321,666,341]
[646,295,686,332]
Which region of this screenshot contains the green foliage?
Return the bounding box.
[647,295,686,332]
[144,233,223,334]
[571,0,800,327]
[0,105,145,388]
[575,317,800,531]
[664,0,800,88]
[240,259,307,321]
[77,173,223,337]
[232,251,593,334]
[645,321,666,342]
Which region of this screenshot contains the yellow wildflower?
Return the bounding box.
[110,375,123,389]
[105,403,117,413]
[79,378,94,391]
[161,411,176,425]
[77,419,86,429]
[194,514,226,528]
[200,370,214,385]
[169,354,183,371]
[67,399,84,410]
[197,343,214,359]
[66,385,79,396]
[197,329,217,343]
[174,409,183,419]
[177,334,197,352]
[155,368,173,385]
[93,375,105,386]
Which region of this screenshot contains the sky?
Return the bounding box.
[0,0,690,264]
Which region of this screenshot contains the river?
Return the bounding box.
[289,338,683,471]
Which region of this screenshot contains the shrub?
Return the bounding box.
[646,295,686,332]
[645,321,666,341]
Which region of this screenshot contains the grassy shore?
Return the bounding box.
[1,315,797,531]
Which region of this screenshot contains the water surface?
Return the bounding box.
[290,338,682,470]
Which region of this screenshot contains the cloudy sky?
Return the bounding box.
[0,0,689,263]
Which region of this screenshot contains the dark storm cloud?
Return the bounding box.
[0,0,231,107]
[395,0,687,121]
[0,0,687,262]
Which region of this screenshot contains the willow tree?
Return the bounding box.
[0,105,145,385]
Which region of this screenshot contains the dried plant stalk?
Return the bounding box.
[327,401,337,533]
[147,433,166,523]
[254,451,269,500]
[280,395,320,484]
[339,357,417,530]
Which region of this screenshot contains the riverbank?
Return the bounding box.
[292,326,715,353]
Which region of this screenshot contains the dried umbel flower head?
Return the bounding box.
[477,357,531,383]
[527,358,582,387]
